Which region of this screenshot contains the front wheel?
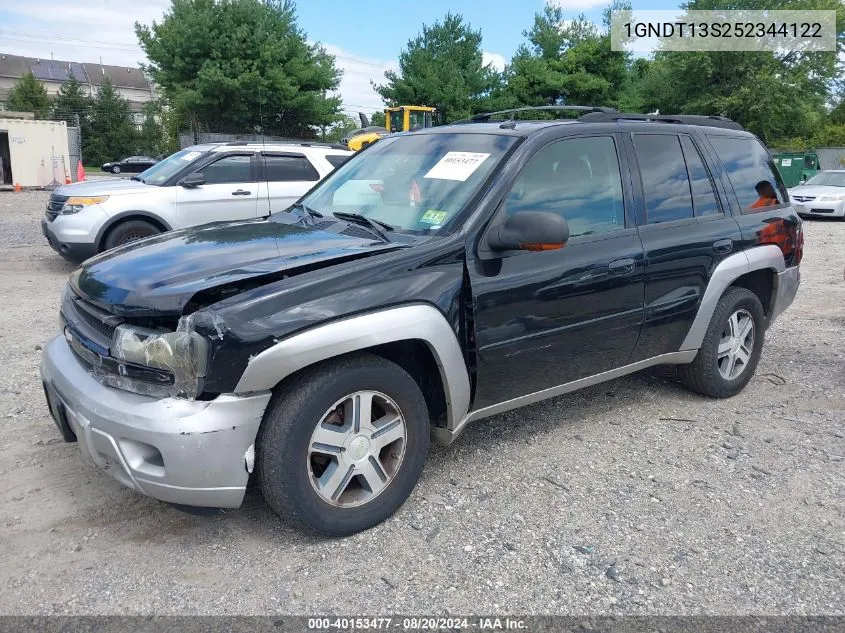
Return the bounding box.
[111,165,121,174]
[257,353,430,535]
[101,219,160,251]
[678,286,765,398]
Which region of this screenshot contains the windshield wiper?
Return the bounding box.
[332,211,393,242]
[130,176,145,183]
[288,202,323,226]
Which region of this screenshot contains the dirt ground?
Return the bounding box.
[0,190,843,615]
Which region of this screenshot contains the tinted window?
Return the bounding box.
[200,154,253,184]
[263,155,319,182]
[326,154,350,169]
[680,136,720,217]
[503,136,625,238]
[634,134,693,224]
[708,136,784,213]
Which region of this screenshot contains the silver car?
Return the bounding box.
[788,170,845,219]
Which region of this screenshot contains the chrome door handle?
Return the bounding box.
[232,189,251,196]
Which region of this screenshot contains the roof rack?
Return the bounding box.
[577,112,744,131]
[220,140,349,150]
[455,105,619,124]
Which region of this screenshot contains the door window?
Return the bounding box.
[633,134,694,224]
[708,136,786,213]
[680,136,721,217]
[502,136,625,238]
[200,154,254,184]
[263,155,319,182]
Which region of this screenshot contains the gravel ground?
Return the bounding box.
[0,191,843,616]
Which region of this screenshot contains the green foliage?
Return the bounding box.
[136,0,342,138]
[369,111,386,127]
[322,115,359,143]
[138,101,166,157]
[7,72,51,118]
[491,2,630,114]
[52,73,91,126]
[810,124,845,147]
[374,13,499,123]
[83,78,138,166]
[640,0,844,144]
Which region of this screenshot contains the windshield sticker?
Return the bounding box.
[420,209,448,225]
[424,152,490,181]
[181,151,202,161]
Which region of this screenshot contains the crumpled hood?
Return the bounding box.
[53,179,154,197]
[71,219,396,316]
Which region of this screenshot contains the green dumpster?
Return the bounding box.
[772,152,820,188]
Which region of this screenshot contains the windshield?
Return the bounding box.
[292,132,517,235]
[803,171,845,187]
[136,149,204,186]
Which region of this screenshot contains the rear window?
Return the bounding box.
[262,155,319,182]
[633,134,694,224]
[708,136,786,213]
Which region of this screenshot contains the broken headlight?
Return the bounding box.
[111,324,209,397]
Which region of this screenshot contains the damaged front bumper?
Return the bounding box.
[40,334,272,508]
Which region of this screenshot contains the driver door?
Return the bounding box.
[175,152,260,228]
[468,134,646,408]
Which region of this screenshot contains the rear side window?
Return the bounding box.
[707,136,785,213]
[326,155,350,169]
[680,136,721,217]
[263,155,320,182]
[633,134,693,224]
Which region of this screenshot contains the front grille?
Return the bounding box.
[74,301,118,341]
[793,196,815,203]
[810,208,834,214]
[45,194,68,221]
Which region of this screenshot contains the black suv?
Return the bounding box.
[41,107,802,535]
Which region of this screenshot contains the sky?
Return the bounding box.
[0,0,675,118]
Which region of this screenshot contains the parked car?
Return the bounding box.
[40,108,802,535]
[101,156,158,174]
[788,169,845,219]
[42,142,353,260]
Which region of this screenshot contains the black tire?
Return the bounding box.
[101,219,160,251]
[257,353,430,536]
[678,286,765,398]
[112,165,121,174]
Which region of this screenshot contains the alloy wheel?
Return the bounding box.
[717,308,755,380]
[307,390,407,508]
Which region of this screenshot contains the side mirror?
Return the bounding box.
[180,172,205,188]
[487,211,569,252]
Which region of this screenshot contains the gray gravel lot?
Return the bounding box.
[0,191,843,616]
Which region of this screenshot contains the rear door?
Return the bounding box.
[257,152,322,215]
[624,131,742,362]
[175,152,260,227]
[469,133,646,408]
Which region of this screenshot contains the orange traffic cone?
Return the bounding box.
[14,182,21,193]
[76,160,85,182]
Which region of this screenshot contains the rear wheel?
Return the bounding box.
[101,219,160,251]
[257,353,430,535]
[678,287,765,398]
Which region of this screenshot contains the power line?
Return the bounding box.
[1,31,394,70]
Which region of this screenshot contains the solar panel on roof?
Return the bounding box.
[29,60,85,82]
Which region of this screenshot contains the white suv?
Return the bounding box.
[42,142,353,260]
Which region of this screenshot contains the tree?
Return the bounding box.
[136,0,342,138]
[639,0,845,144]
[369,111,386,127]
[52,73,91,125]
[322,115,359,143]
[374,13,499,123]
[137,101,165,157]
[83,78,137,166]
[491,3,630,113]
[7,72,51,118]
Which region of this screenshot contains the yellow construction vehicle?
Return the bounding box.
[345,106,437,151]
